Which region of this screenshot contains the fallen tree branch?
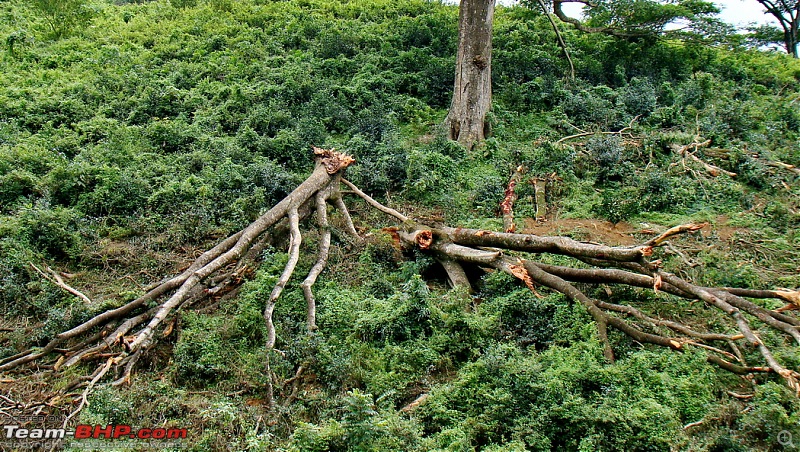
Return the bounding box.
[645,223,708,247]
[29,263,92,305]
[765,160,800,177]
[669,140,737,178]
[3,149,799,408]
[555,115,640,145]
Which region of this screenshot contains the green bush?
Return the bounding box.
[405,147,457,200]
[618,77,657,117]
[0,169,38,211]
[172,312,230,387]
[31,0,94,39]
[17,205,84,259]
[586,135,634,184]
[594,186,642,223]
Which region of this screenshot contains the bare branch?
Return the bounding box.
[302,192,332,332]
[29,263,92,305]
[341,178,409,222]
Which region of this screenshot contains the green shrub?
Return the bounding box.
[405,148,457,200]
[0,169,38,211]
[618,77,657,117]
[526,142,576,176]
[31,0,94,39]
[562,86,619,129]
[170,0,198,8]
[586,135,634,183]
[17,205,83,259]
[594,186,642,223]
[172,312,231,387]
[739,382,800,448]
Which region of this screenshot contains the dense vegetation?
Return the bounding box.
[1,0,799,450]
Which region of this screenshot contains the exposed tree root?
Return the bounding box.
[2,149,800,418]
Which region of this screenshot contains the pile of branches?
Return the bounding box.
[2,148,800,413]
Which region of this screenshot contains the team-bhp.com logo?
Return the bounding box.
[3,424,187,440]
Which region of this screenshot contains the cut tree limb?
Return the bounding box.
[533,177,547,221]
[669,140,737,178]
[3,148,800,412]
[29,263,92,305]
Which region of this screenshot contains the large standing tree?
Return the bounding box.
[751,0,799,57]
[444,0,496,150]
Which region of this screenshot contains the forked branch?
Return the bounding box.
[2,150,799,412]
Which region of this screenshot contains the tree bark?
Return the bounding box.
[786,24,798,58]
[445,0,495,150]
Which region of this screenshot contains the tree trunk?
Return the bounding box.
[445,0,495,150]
[786,25,798,58]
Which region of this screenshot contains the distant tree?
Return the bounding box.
[31,0,92,39]
[750,0,799,57]
[549,0,725,41]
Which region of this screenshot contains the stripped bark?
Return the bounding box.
[500,165,525,232]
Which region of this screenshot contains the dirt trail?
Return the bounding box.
[521,218,638,246]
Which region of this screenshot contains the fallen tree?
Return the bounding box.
[2,148,800,414]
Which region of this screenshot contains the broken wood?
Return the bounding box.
[669,140,737,178]
[500,165,525,232]
[532,177,547,221]
[29,262,92,305]
[555,115,640,145]
[3,148,800,414]
[766,160,800,177]
[400,393,430,413]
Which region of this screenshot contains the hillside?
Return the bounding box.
[1,0,800,450]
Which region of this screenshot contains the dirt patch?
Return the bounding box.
[520,215,751,247]
[711,216,750,241]
[521,218,638,246]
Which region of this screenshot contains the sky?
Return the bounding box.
[496,0,781,27]
[709,0,779,26]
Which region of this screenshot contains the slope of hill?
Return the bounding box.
[1,0,799,450]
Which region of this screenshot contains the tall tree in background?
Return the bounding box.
[445,0,496,150]
[752,0,799,57]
